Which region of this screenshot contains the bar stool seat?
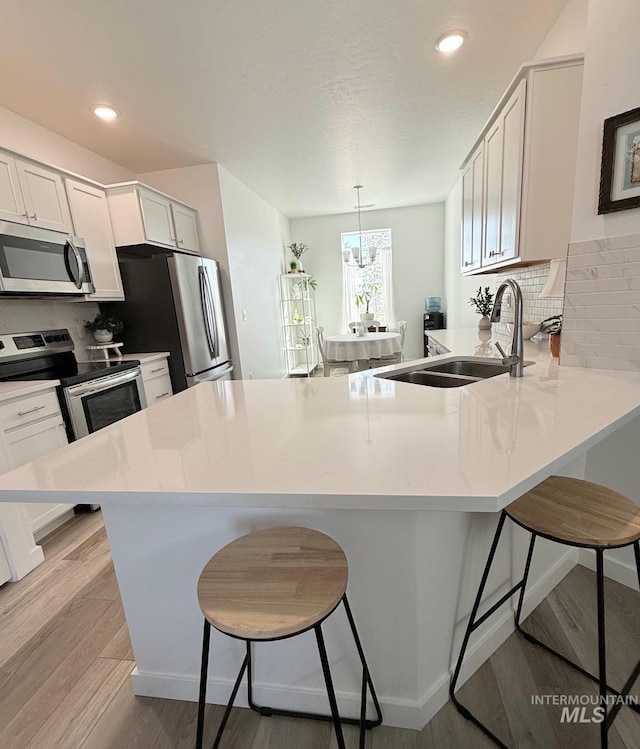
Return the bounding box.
[195,526,382,749]
[450,476,640,749]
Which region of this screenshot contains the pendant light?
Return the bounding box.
[342,185,377,269]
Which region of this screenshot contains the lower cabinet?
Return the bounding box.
[0,388,71,539]
[141,357,173,407]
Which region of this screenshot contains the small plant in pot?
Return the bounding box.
[355,284,379,322]
[540,315,562,357]
[85,313,124,344]
[287,243,309,273]
[469,286,494,330]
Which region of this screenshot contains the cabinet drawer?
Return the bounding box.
[144,374,173,406]
[142,359,170,381]
[0,390,61,432]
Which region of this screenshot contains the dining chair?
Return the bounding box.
[316,327,356,377]
[368,320,406,368]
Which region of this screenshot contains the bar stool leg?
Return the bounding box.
[450,511,509,749]
[596,549,608,749]
[195,619,211,749]
[343,595,384,734]
[514,533,537,633]
[315,624,347,749]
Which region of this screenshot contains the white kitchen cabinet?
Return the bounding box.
[141,356,173,407]
[460,143,484,272]
[65,178,124,301]
[172,203,200,253]
[460,55,583,275]
[0,388,71,539]
[0,151,73,233]
[0,152,27,224]
[481,80,525,269]
[107,182,201,255]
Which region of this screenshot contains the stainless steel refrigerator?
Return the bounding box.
[103,254,233,392]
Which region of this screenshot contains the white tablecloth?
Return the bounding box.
[324,332,401,361]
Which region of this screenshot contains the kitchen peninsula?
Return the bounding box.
[1,330,640,730]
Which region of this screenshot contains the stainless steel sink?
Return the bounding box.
[425,360,510,378]
[374,356,531,388]
[385,371,477,388]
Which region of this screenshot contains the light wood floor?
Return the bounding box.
[0,512,639,748]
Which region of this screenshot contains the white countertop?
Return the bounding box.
[0,380,60,402]
[1,328,640,511]
[77,351,170,364]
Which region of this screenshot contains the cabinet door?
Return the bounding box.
[5,417,71,536]
[171,203,201,254]
[0,152,27,224]
[138,188,176,247]
[143,374,173,406]
[499,81,526,263]
[482,81,525,268]
[461,144,483,272]
[66,178,124,301]
[15,160,73,233]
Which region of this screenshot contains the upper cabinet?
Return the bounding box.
[460,56,584,275]
[0,152,73,233]
[106,183,201,255]
[65,178,124,301]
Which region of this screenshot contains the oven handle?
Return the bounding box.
[65,368,141,398]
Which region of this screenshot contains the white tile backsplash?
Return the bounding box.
[490,263,564,324]
[0,299,99,353]
[562,232,640,371]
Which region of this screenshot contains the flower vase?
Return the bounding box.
[478,315,491,330]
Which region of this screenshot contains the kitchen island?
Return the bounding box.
[0,328,639,730]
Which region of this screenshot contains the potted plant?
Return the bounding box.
[355,284,379,322]
[289,259,298,273]
[287,243,309,273]
[85,312,124,343]
[469,286,494,330]
[540,315,562,357]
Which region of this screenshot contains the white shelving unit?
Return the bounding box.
[279,273,318,377]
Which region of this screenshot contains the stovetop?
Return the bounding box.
[0,328,140,387]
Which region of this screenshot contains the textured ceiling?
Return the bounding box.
[0,0,568,217]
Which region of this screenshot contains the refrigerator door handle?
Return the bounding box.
[198,266,217,358]
[202,266,219,358]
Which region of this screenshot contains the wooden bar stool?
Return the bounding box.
[450,476,640,749]
[195,526,382,749]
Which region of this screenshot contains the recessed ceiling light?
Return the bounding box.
[92,105,119,121]
[435,31,467,53]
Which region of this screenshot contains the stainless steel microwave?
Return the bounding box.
[0,221,94,295]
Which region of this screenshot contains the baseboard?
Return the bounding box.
[130,549,579,732]
[578,550,639,590]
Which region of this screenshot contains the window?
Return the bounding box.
[340,228,395,332]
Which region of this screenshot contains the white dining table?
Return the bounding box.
[324,331,401,361]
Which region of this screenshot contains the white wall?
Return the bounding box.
[138,163,241,375]
[290,204,444,362]
[570,0,640,242]
[534,0,588,59]
[217,166,289,379]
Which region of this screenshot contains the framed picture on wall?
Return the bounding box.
[598,105,640,214]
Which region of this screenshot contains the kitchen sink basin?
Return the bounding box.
[374,356,532,388]
[384,371,477,388]
[425,360,510,378]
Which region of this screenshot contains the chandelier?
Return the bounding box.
[342,185,377,269]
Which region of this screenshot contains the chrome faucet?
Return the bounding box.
[490,279,524,377]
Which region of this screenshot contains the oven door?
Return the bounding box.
[63,367,147,440]
[0,222,94,295]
